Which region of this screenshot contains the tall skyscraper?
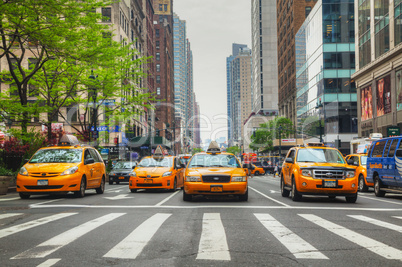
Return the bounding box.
[276,0,317,126]
[251,0,279,115]
[353,0,402,138]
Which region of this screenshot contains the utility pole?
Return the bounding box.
[315,98,324,143]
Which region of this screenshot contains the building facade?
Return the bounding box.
[277,0,318,126]
[296,0,357,154]
[353,0,402,138]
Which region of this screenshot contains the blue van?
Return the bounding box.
[366,136,402,197]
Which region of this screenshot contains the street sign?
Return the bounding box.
[92,131,98,139]
[387,126,400,137]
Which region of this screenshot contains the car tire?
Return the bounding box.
[183,190,192,201]
[109,181,113,185]
[255,171,260,176]
[74,177,86,198]
[291,177,302,201]
[345,193,358,203]
[96,176,105,194]
[170,179,177,192]
[239,188,248,201]
[19,193,30,199]
[328,196,336,199]
[358,175,368,192]
[280,176,290,197]
[116,181,120,185]
[130,189,137,193]
[374,175,386,197]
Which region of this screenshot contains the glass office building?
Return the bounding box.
[296,0,356,154]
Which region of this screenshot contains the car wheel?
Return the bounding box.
[96,176,105,194]
[291,177,302,201]
[183,190,192,201]
[130,189,137,193]
[239,188,248,201]
[170,179,177,192]
[374,175,386,197]
[345,193,358,203]
[19,193,30,199]
[74,177,86,198]
[280,176,290,197]
[116,181,120,185]
[109,181,113,185]
[328,196,336,199]
[255,171,260,176]
[358,175,368,192]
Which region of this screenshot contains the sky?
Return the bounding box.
[173,0,252,143]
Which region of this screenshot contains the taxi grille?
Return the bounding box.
[113,173,130,176]
[313,170,344,180]
[139,176,159,178]
[30,173,60,177]
[25,185,63,190]
[136,183,163,187]
[202,175,231,183]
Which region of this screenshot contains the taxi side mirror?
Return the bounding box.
[285,157,293,164]
[85,158,95,165]
[132,166,136,169]
[347,159,354,165]
[396,149,402,158]
[181,163,186,168]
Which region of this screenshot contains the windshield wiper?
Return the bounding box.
[190,164,205,167]
[210,165,224,167]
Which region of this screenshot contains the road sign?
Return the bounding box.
[387,126,400,137]
[92,131,98,139]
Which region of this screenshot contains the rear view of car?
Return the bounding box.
[109,161,137,184]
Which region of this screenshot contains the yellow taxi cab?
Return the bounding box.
[251,163,265,176]
[178,154,192,167]
[281,143,358,203]
[16,135,106,199]
[345,153,370,192]
[182,141,252,201]
[129,146,185,192]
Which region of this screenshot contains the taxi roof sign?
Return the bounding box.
[58,134,79,146]
[153,145,164,160]
[206,141,221,154]
[306,142,325,147]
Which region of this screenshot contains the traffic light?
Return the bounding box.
[156,130,159,137]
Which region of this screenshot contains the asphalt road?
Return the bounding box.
[1,174,402,267]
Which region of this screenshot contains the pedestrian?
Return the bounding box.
[274,164,278,177]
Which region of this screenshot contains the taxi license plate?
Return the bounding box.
[37,180,48,186]
[210,186,223,192]
[119,176,125,180]
[144,179,153,184]
[323,180,337,188]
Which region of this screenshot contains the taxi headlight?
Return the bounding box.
[129,171,137,177]
[232,176,246,182]
[345,171,355,178]
[60,166,79,176]
[186,176,201,182]
[162,171,172,177]
[109,172,116,176]
[19,167,28,176]
[301,169,312,177]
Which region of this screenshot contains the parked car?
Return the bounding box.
[345,154,369,192]
[251,164,265,175]
[108,161,138,185]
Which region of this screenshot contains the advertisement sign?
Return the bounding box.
[376,75,391,117]
[41,123,64,132]
[360,85,373,121]
[281,139,296,143]
[397,70,402,111]
[90,125,120,132]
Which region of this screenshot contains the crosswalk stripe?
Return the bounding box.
[0,213,21,220]
[0,213,77,239]
[103,213,171,259]
[13,213,125,259]
[393,216,402,220]
[36,259,61,267]
[300,214,402,261]
[196,213,230,261]
[349,215,402,234]
[255,213,328,259]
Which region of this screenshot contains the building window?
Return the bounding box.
[101,7,111,22]
[305,7,312,18]
[157,87,161,95]
[394,0,402,46]
[156,29,160,37]
[156,52,160,61]
[156,75,160,83]
[156,41,160,49]
[156,64,160,72]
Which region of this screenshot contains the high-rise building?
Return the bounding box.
[353,0,402,138]
[251,0,279,115]
[296,0,356,154]
[276,0,317,126]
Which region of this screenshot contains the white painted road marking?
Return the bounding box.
[13,213,125,259]
[103,194,133,200]
[103,213,171,259]
[0,213,21,220]
[249,186,290,207]
[36,259,61,267]
[0,197,20,201]
[155,190,181,206]
[0,213,77,239]
[300,214,402,261]
[349,215,402,233]
[359,195,402,206]
[197,213,230,261]
[255,213,328,259]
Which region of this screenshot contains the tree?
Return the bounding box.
[249,117,294,152]
[226,146,241,156]
[192,148,203,155]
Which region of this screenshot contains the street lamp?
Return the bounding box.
[315,98,323,143]
[89,70,97,148]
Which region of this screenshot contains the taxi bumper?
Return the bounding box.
[296,176,358,195]
[184,182,247,195]
[16,173,82,194]
[129,176,174,189]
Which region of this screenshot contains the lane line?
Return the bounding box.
[13,213,125,259]
[249,186,290,207]
[105,185,127,192]
[0,213,21,220]
[36,259,61,267]
[349,215,402,233]
[393,216,402,220]
[0,197,20,201]
[255,213,327,259]
[359,195,402,206]
[197,213,230,261]
[155,190,181,206]
[31,199,65,206]
[300,214,402,261]
[0,213,77,239]
[103,213,171,259]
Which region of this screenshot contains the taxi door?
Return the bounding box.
[174,157,184,188]
[83,149,98,188]
[89,149,103,186]
[283,149,296,185]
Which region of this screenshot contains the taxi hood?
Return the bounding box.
[297,162,356,170]
[25,163,80,173]
[187,167,246,177]
[135,167,172,176]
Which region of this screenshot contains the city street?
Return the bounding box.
[1,175,402,266]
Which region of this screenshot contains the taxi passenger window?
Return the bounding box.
[89,149,102,163]
[388,139,400,157]
[383,141,392,157]
[84,150,94,160]
[371,141,386,157]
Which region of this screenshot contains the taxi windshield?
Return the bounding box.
[114,161,136,169]
[296,149,345,164]
[188,154,240,168]
[29,149,83,163]
[361,156,367,165]
[137,157,172,167]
